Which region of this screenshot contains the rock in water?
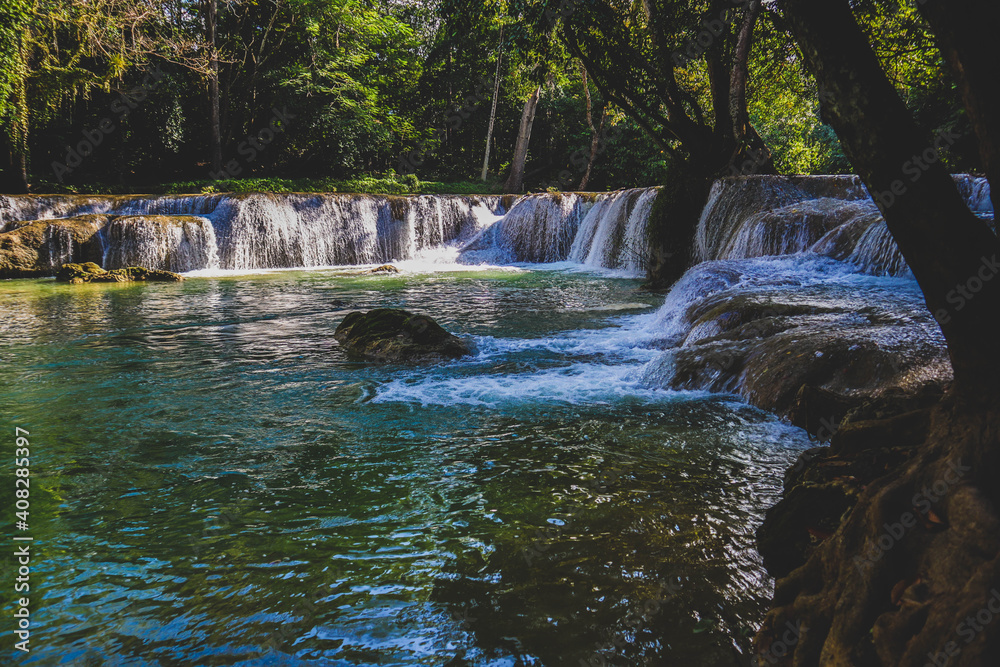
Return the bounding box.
[364,264,400,274]
[55,262,183,284]
[334,309,471,362]
[0,216,107,278]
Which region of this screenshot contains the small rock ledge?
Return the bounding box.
[56,262,184,284]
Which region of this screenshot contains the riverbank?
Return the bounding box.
[28,174,510,197]
[1,174,993,663]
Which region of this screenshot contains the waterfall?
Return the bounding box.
[955,175,993,214]
[457,187,659,273]
[102,216,220,273]
[635,174,992,413]
[694,177,811,262]
[0,176,991,277]
[568,188,658,272]
[694,175,993,277]
[1,193,504,273]
[458,193,595,264]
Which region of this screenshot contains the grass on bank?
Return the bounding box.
[30,173,508,196]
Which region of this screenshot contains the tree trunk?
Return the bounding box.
[577,64,605,191]
[779,0,1000,397]
[480,27,503,182]
[916,0,1000,215]
[1,33,30,194]
[0,155,28,194]
[753,8,1000,666]
[728,0,773,172]
[503,85,541,194]
[1,131,28,194]
[645,158,712,289]
[205,0,222,174]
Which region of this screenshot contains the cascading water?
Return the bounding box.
[457,193,597,264]
[0,175,991,280]
[456,188,659,273]
[3,175,995,665]
[0,193,505,273]
[102,216,220,273]
[696,174,993,277]
[637,174,992,412]
[568,188,658,272]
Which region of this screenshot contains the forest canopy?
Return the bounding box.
[0,0,983,194]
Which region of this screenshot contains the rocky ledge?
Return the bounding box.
[334,308,472,362]
[56,262,183,284]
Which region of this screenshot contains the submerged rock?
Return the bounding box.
[363,264,399,274]
[56,262,183,284]
[334,309,472,362]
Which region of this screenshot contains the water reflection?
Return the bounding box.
[0,269,809,665]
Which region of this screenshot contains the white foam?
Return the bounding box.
[371,361,706,408]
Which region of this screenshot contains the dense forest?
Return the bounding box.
[0,0,983,195]
[3,1,1000,664]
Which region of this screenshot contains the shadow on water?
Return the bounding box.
[0,268,809,666]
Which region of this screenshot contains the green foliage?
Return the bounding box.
[0,0,985,191]
[747,20,850,175]
[0,0,30,140]
[32,172,505,196]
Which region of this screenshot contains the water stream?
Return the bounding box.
[0,175,992,665]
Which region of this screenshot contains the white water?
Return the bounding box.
[0,176,991,277]
[102,215,220,273]
[4,176,992,421]
[696,174,992,277]
[456,193,597,265]
[568,188,658,272]
[0,193,506,272]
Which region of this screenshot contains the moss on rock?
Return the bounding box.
[55,262,183,284]
[0,216,107,278]
[334,308,472,362]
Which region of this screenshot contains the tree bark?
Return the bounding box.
[503,85,541,194]
[205,0,222,174]
[916,0,1000,215]
[0,153,28,194]
[1,129,28,194]
[1,32,30,194]
[728,0,772,172]
[759,7,1000,663]
[779,0,1000,397]
[577,64,605,191]
[480,26,503,182]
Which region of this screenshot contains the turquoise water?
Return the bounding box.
[0,267,810,666]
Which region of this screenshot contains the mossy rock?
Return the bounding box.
[56,262,183,284]
[364,264,400,275]
[0,216,107,278]
[334,309,472,362]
